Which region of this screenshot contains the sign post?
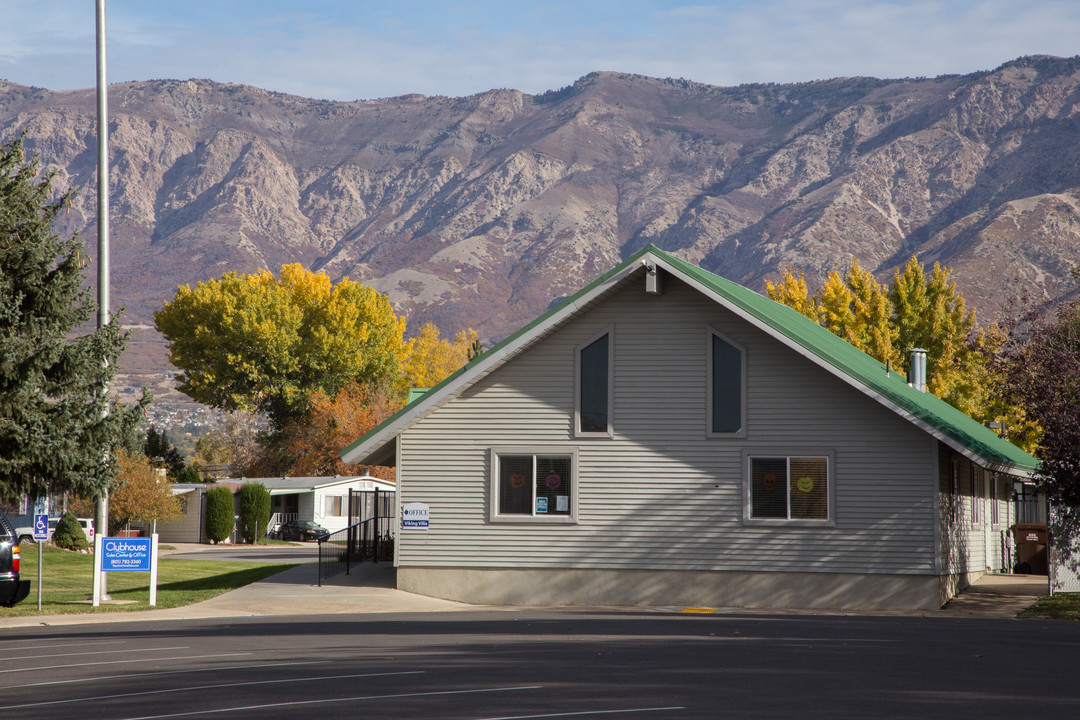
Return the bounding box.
[33,513,48,612]
[93,534,159,607]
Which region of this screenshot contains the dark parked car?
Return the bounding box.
[1,509,31,607]
[278,520,329,542]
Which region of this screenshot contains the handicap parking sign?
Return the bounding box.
[33,513,49,541]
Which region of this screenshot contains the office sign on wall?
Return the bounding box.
[403,502,430,529]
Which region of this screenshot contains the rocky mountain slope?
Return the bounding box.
[2,55,1078,392]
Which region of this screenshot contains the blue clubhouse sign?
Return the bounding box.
[100,537,152,572]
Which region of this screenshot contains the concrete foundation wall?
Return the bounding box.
[398,566,945,611]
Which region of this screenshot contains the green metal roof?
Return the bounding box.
[342,244,1038,476]
[406,388,430,405]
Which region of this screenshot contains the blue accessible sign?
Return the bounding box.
[33,513,49,542]
[101,537,152,571]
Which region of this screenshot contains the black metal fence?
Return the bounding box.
[317,487,395,585]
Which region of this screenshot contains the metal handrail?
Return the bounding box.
[317,516,379,586]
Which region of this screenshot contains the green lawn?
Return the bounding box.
[1018,593,1080,620]
[2,544,295,617]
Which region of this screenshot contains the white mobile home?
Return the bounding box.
[341,246,1037,610]
[239,475,396,535]
[156,476,395,542]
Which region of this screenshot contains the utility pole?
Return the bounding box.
[95,0,110,602]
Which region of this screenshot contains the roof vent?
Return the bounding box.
[908,348,927,392]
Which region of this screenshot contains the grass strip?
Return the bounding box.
[2,544,295,617]
[1018,592,1080,620]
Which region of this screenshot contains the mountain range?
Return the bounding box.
[2,54,1078,399]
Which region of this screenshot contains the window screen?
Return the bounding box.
[751,457,788,519]
[497,453,574,517]
[789,457,828,520]
[499,455,535,515]
[750,456,829,521]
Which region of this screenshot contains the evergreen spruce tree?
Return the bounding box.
[0,136,148,501]
[145,426,185,477]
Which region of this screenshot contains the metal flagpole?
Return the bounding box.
[94,0,111,603]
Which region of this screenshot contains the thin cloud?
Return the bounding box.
[2,0,1078,99]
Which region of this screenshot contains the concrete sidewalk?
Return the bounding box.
[937,572,1049,618]
[0,549,1050,628]
[0,544,473,629]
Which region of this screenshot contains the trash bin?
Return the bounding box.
[1011,522,1047,575]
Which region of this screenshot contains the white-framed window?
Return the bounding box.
[324,495,344,517]
[951,459,961,523]
[575,327,613,437]
[991,474,1001,525]
[745,453,832,523]
[490,448,578,522]
[707,327,746,437]
[970,465,981,526]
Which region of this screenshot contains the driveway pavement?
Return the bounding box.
[0,541,1050,628]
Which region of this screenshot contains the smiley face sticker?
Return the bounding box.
[797,476,815,493]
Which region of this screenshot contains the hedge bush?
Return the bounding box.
[53,511,88,551]
[205,486,235,544]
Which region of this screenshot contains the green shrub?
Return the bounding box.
[53,511,88,551]
[205,486,235,544]
[175,467,203,484]
[238,482,271,543]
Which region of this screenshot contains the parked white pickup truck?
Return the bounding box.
[13,516,95,545]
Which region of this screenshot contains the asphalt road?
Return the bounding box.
[2,610,1077,720]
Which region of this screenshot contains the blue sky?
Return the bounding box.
[3,1,1079,101]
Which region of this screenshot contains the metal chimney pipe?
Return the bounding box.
[908,348,927,392]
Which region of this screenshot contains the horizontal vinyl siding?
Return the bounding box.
[399,277,938,575]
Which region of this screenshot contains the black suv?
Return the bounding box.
[1,509,31,607]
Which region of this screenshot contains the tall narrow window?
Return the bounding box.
[991,474,1000,525]
[710,330,744,435]
[971,465,982,525]
[577,331,611,435]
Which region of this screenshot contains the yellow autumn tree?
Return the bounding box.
[767,259,898,367]
[887,257,980,413]
[109,448,183,534]
[155,264,407,428]
[767,255,1008,428]
[396,323,479,398]
[764,269,819,321]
